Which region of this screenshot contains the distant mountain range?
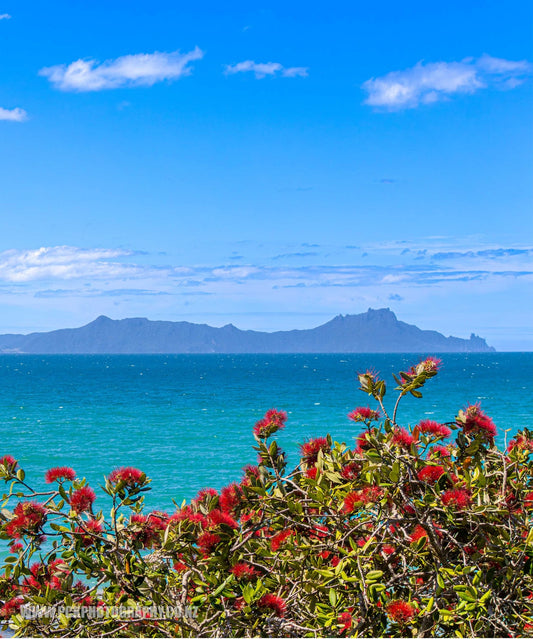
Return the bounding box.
[0,309,495,353]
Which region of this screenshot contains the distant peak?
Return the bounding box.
[93,315,112,323]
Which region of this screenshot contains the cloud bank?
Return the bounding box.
[39,48,204,92]
[224,60,308,79]
[362,54,532,109]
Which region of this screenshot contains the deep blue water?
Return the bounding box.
[0,353,531,512]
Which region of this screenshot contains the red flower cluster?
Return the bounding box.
[524,491,533,509]
[75,519,103,547]
[419,356,441,374]
[170,506,207,527]
[338,612,353,633]
[241,465,260,485]
[442,488,472,510]
[45,466,76,483]
[207,509,239,530]
[417,465,445,484]
[0,455,17,467]
[129,512,167,548]
[230,563,258,580]
[391,428,415,449]
[257,593,286,617]
[343,486,384,513]
[5,501,47,538]
[348,407,381,423]
[193,488,218,504]
[417,420,451,439]
[23,559,70,592]
[108,467,145,488]
[340,461,361,481]
[270,529,293,551]
[305,466,319,479]
[197,531,221,555]
[0,596,24,619]
[429,445,452,458]
[459,404,497,442]
[386,600,416,623]
[253,408,287,439]
[69,486,96,514]
[410,524,429,544]
[300,437,330,464]
[219,483,243,514]
[508,433,533,453]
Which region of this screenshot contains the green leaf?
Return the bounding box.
[365,570,384,582]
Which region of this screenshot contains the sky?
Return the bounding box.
[0,1,532,350]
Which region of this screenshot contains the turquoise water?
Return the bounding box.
[0,353,531,513]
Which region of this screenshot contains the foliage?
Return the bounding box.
[0,358,532,637]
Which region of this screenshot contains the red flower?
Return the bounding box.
[241,465,260,485]
[258,593,286,617]
[407,356,441,377]
[6,501,47,538]
[75,519,103,547]
[129,513,165,548]
[348,407,381,423]
[300,437,330,464]
[391,428,415,449]
[253,409,287,439]
[442,488,472,510]
[338,612,353,633]
[0,597,24,619]
[173,555,188,572]
[45,466,76,483]
[382,544,395,556]
[70,486,96,514]
[0,455,17,467]
[458,404,497,442]
[355,431,374,454]
[108,467,144,487]
[207,509,239,530]
[410,524,429,544]
[219,483,243,514]
[387,600,415,623]
[340,461,361,481]
[197,531,220,555]
[524,491,533,509]
[170,507,207,527]
[9,542,23,553]
[417,420,451,439]
[230,563,258,580]
[343,486,383,513]
[507,433,533,453]
[306,466,319,479]
[429,445,451,458]
[417,465,445,484]
[193,488,218,503]
[270,529,293,551]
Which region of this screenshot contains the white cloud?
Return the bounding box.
[0,247,142,282]
[39,48,204,92]
[224,60,308,79]
[0,13,11,19]
[362,54,532,109]
[0,107,27,122]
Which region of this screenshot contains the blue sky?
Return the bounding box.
[0,1,532,350]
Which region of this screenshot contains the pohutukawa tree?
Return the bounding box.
[0,358,532,637]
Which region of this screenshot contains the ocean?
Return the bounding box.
[0,353,531,513]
